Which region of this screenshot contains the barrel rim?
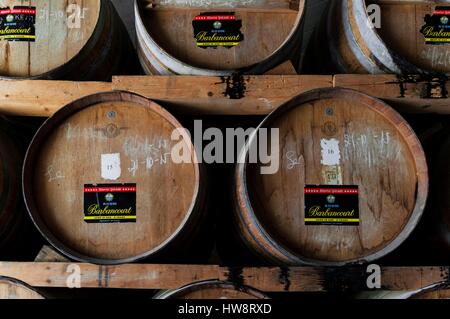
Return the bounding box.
[338,0,385,74]
[134,0,306,75]
[0,275,45,299]
[0,0,105,80]
[411,281,450,299]
[361,281,450,299]
[22,90,202,265]
[235,87,429,266]
[154,279,270,299]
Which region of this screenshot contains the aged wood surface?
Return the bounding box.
[34,245,70,263]
[136,0,305,74]
[0,262,448,292]
[144,0,300,11]
[234,88,428,266]
[155,280,269,299]
[329,0,450,74]
[373,0,450,73]
[0,0,101,77]
[0,276,44,299]
[334,74,450,113]
[23,92,202,264]
[0,75,448,116]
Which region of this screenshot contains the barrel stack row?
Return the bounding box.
[10,87,430,267]
[0,87,448,299]
[0,0,307,79]
[2,0,449,79]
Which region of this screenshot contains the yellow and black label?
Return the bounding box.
[420,7,450,44]
[193,12,243,48]
[84,184,136,223]
[0,6,36,42]
[304,186,359,226]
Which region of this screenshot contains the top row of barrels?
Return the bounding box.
[0,0,448,79]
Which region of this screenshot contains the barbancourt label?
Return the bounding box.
[84,184,136,223]
[420,6,450,44]
[0,6,36,42]
[192,12,243,48]
[304,186,360,226]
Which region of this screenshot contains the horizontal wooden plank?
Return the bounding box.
[0,75,448,116]
[380,267,450,291]
[112,75,332,115]
[0,80,112,117]
[0,262,221,290]
[0,262,448,292]
[334,74,450,114]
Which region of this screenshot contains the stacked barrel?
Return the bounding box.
[0,277,44,299]
[23,91,207,264]
[134,0,306,75]
[325,0,450,75]
[0,0,133,80]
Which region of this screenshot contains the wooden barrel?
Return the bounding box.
[0,0,132,80]
[155,280,269,299]
[234,88,428,266]
[358,283,450,299]
[134,0,306,75]
[0,276,44,299]
[23,91,206,264]
[327,0,450,75]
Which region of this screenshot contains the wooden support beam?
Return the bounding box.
[0,80,112,117]
[112,75,332,115]
[334,74,450,114]
[0,262,221,290]
[0,262,448,292]
[0,75,448,117]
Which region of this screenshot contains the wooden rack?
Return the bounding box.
[0,247,448,292]
[0,73,449,293]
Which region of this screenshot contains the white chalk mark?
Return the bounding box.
[45,165,65,183]
[320,139,341,166]
[128,160,139,177]
[101,153,121,181]
[286,151,302,170]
